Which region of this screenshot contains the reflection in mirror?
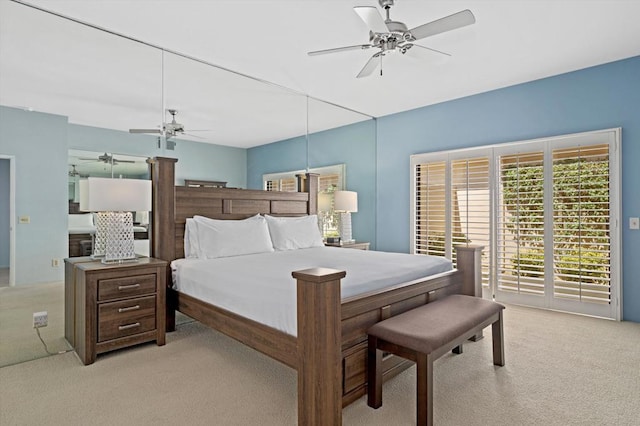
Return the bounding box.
[162,51,308,148]
[0,1,163,367]
[67,150,151,258]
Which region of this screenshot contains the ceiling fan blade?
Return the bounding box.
[182,133,207,139]
[129,129,162,134]
[308,44,372,56]
[411,44,451,57]
[409,9,475,40]
[356,53,382,78]
[112,158,136,163]
[354,6,389,33]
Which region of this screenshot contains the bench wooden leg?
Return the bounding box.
[416,353,434,426]
[492,310,505,366]
[367,335,383,409]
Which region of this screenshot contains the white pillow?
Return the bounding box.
[265,215,324,251]
[184,218,199,258]
[195,216,274,259]
[184,214,264,259]
[68,213,94,228]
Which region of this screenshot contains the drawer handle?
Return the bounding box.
[118,322,140,331]
[118,305,140,313]
[118,283,140,291]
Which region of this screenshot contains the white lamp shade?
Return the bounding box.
[84,177,151,212]
[334,190,358,213]
[79,179,89,211]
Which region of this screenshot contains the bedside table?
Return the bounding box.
[64,257,168,365]
[325,241,370,250]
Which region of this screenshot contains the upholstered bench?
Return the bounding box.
[367,294,505,426]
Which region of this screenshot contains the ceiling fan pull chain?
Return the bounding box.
[380,54,383,76]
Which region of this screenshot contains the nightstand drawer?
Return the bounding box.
[98,274,156,301]
[98,296,156,342]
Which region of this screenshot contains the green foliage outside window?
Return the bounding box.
[502,158,610,285]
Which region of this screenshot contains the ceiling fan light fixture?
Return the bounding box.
[308,0,473,78]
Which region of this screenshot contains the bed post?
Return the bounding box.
[293,267,346,426]
[298,173,319,215]
[454,245,484,298]
[455,244,485,340]
[149,157,178,331]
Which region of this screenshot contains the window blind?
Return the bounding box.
[498,151,545,295]
[552,144,611,304]
[414,161,446,257]
[451,157,491,286]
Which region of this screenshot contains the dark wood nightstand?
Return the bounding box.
[64,257,167,365]
[325,241,370,250]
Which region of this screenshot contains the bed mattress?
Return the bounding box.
[171,247,452,336]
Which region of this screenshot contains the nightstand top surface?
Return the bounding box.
[68,256,167,272]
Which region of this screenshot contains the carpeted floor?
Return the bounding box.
[1,303,639,425]
[0,281,71,367]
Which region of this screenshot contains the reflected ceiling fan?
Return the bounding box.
[77,152,135,165]
[68,164,88,178]
[129,109,207,139]
[308,0,475,78]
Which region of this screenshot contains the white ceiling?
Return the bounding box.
[2,0,640,148]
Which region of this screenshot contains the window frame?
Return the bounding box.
[410,128,621,320]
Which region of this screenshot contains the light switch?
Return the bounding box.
[631,217,640,230]
[19,216,30,224]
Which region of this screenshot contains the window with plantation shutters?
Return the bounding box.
[497,151,545,295]
[263,165,344,193]
[411,128,620,320]
[451,157,491,287]
[552,144,611,304]
[414,161,446,257]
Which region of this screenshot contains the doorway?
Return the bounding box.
[0,156,14,287]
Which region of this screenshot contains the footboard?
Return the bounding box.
[293,245,483,425]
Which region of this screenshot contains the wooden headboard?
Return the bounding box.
[148,157,318,261]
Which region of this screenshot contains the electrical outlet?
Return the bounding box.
[33,311,48,328]
[51,258,60,268]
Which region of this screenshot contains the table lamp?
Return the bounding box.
[334,190,358,243]
[80,177,151,263]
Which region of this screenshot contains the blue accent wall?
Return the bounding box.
[69,124,247,188]
[376,56,640,322]
[0,106,247,285]
[247,56,640,322]
[0,107,68,284]
[248,120,377,246]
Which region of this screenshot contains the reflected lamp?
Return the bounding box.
[334,190,358,243]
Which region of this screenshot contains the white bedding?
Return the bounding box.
[171,247,452,336]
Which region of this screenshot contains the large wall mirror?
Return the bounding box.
[67,150,150,258]
[0,0,376,367]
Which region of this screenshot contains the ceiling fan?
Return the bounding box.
[129,109,206,139]
[77,152,135,164]
[308,0,475,78]
[68,164,88,178]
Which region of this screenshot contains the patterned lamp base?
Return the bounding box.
[102,212,137,263]
[339,212,354,243]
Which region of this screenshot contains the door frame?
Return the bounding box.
[0,155,15,287]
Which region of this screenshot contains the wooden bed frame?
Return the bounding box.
[149,157,483,425]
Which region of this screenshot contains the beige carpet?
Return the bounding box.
[1,304,639,425]
[0,281,71,367]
